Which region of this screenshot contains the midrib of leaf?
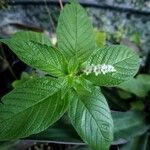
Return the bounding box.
[75,3,78,55]
[113,55,137,65]
[13,42,65,75]
[93,47,137,65]
[25,94,58,133]
[0,93,67,138]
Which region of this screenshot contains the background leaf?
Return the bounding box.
[120,133,150,150]
[84,45,140,86]
[69,87,113,150]
[27,120,82,144]
[0,141,19,150]
[136,74,150,88]
[57,1,96,63]
[95,31,106,47]
[117,74,150,97]
[1,40,67,77]
[112,111,149,141]
[0,77,68,140]
[117,78,148,97]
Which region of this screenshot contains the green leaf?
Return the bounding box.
[69,87,113,150]
[130,33,141,46]
[0,141,18,150]
[68,57,79,75]
[95,31,106,47]
[117,78,148,97]
[120,133,150,150]
[11,31,52,46]
[60,76,73,99]
[117,90,132,99]
[136,74,150,87]
[56,1,96,63]
[0,77,69,140]
[130,101,145,111]
[73,77,93,94]
[118,76,150,97]
[12,72,33,88]
[112,111,149,141]
[1,40,67,77]
[83,45,140,86]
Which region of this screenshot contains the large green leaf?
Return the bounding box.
[69,87,113,150]
[56,0,96,62]
[11,31,52,46]
[1,40,67,77]
[83,45,140,86]
[112,111,149,141]
[0,77,69,140]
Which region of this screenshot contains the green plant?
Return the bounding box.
[0,1,140,150]
[115,75,150,150]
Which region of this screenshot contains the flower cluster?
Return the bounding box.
[83,64,116,76]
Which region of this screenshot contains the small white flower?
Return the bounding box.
[83,64,116,76]
[91,64,95,70]
[101,64,108,74]
[83,65,92,75]
[93,67,101,76]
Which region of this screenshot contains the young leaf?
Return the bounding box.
[73,76,93,94]
[60,76,73,99]
[1,40,67,77]
[11,31,52,46]
[83,45,140,86]
[12,72,33,88]
[68,57,79,75]
[0,77,69,140]
[69,87,113,150]
[57,0,96,63]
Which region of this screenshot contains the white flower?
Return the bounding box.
[83,64,116,76]
[101,64,108,74]
[83,65,92,75]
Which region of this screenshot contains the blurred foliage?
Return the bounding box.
[95,31,106,47]
[0,0,150,150]
[97,0,150,10]
[117,74,150,98]
[120,133,150,150]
